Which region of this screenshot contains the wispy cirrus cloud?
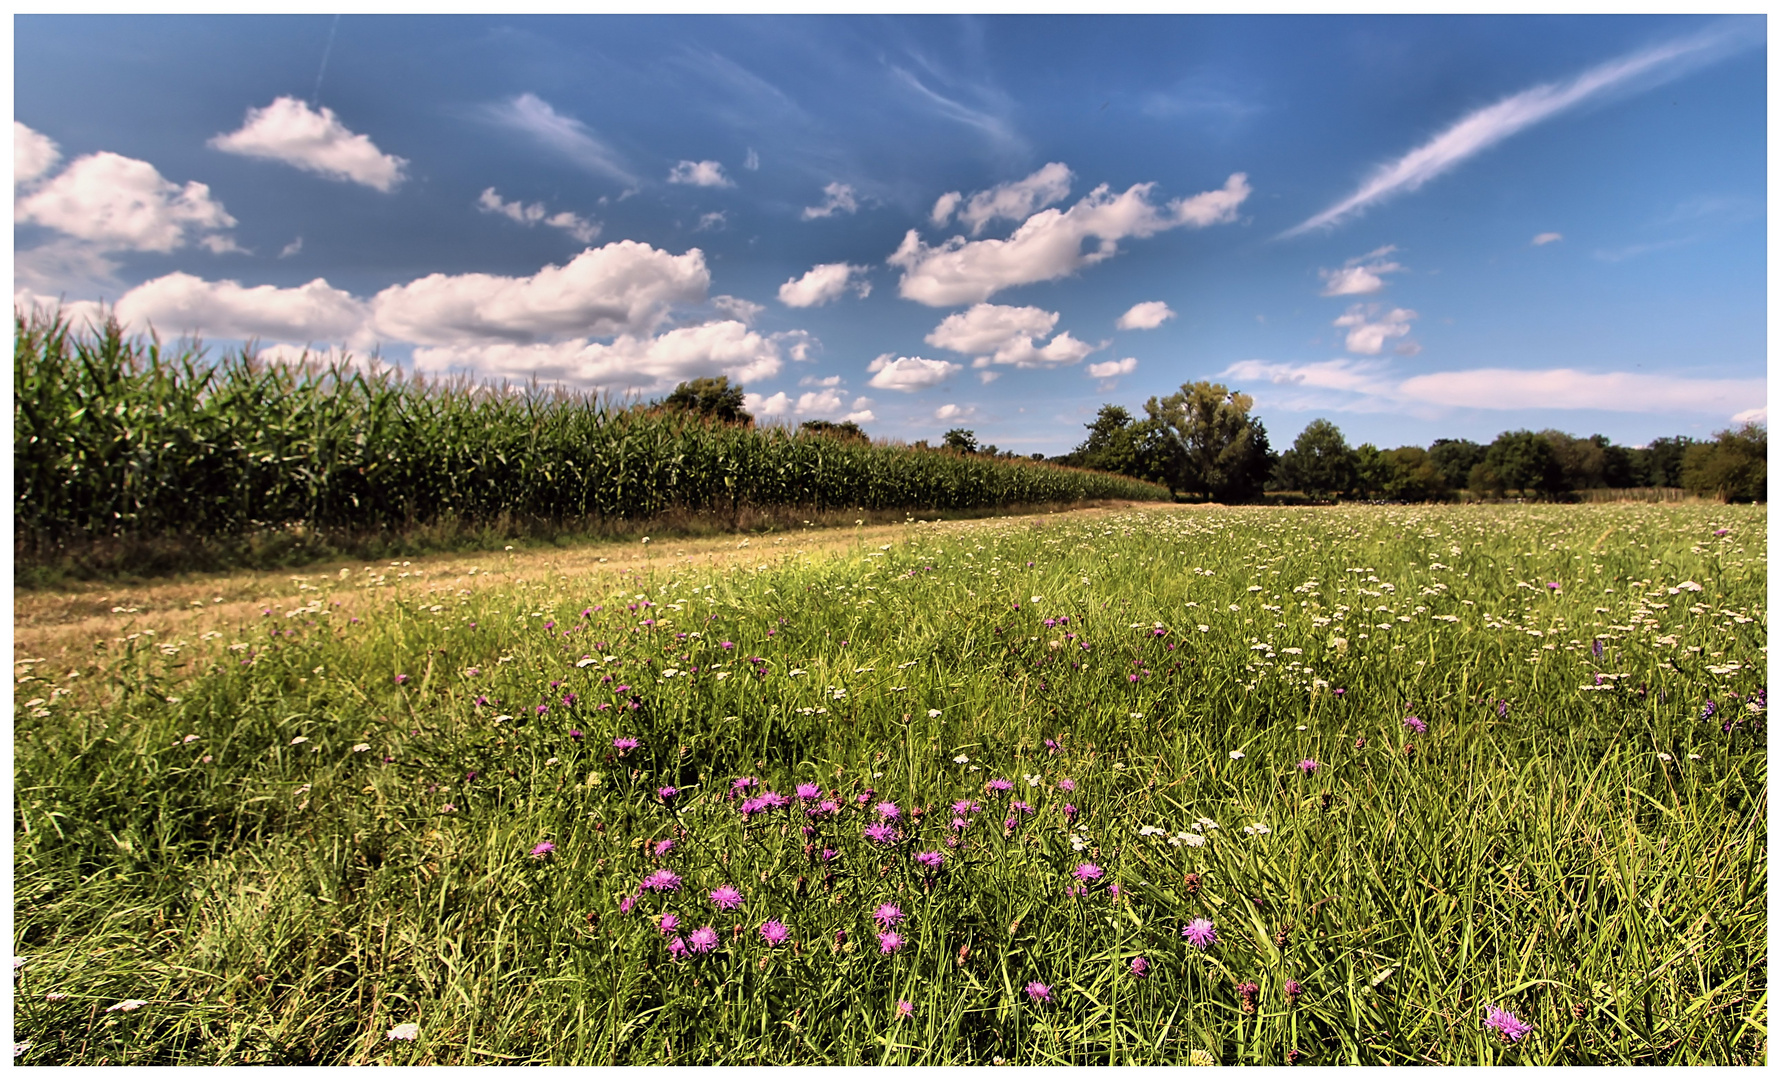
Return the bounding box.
[482,93,637,187]
[1282,20,1761,238]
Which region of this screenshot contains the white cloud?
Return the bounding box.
[13,288,109,333]
[210,97,406,191]
[712,295,764,324]
[1318,245,1404,296]
[1532,232,1564,246]
[16,151,236,253]
[668,160,733,188]
[695,211,727,232]
[412,319,782,393]
[1332,304,1416,355]
[934,403,977,421]
[955,162,1073,235]
[801,181,859,220]
[925,302,1097,369]
[1731,406,1766,424]
[890,172,1250,306]
[1115,300,1175,330]
[930,190,962,227]
[107,272,370,344]
[371,240,708,345]
[866,354,961,392]
[799,374,841,388]
[1223,357,1766,419]
[1282,24,1758,237]
[477,188,599,243]
[746,388,870,421]
[484,94,636,187]
[279,236,304,258]
[746,391,793,416]
[15,122,60,186]
[1087,357,1138,379]
[777,262,871,308]
[744,148,760,171]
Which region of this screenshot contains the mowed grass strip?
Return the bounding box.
[13,503,1766,1064]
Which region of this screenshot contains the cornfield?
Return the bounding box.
[14,311,1169,547]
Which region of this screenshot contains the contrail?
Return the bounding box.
[1279,19,1761,239]
[313,14,341,107]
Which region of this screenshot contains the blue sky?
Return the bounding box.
[14,14,1767,454]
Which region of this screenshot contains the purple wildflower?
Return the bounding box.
[1284,979,1304,1003]
[1182,918,1217,949]
[667,936,689,959]
[951,799,981,815]
[529,841,555,859]
[641,868,682,893]
[875,801,901,820]
[810,799,840,818]
[738,797,767,818]
[619,894,638,915]
[821,848,838,862]
[915,850,945,870]
[877,931,904,954]
[657,913,680,935]
[653,839,674,857]
[872,902,905,928]
[758,790,789,810]
[1702,700,1717,721]
[1025,981,1052,1004]
[1012,800,1034,816]
[1403,716,1427,734]
[657,786,679,801]
[759,919,790,947]
[1130,956,1150,978]
[394,674,408,684]
[796,783,821,801]
[950,816,968,831]
[1073,862,1103,882]
[687,926,719,953]
[732,776,758,794]
[709,885,744,911]
[987,778,1013,794]
[895,1000,914,1020]
[568,728,584,741]
[1484,1006,1533,1043]
[613,737,639,753]
[864,822,899,846]
[1057,778,1075,792]
[1298,759,1320,774]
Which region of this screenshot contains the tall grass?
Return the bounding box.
[12,503,1766,1064]
[14,310,1167,555]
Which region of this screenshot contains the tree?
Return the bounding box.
[1681,423,1766,502]
[1349,444,1391,498]
[661,376,752,425]
[1638,436,1694,487]
[1427,438,1485,491]
[1380,445,1447,502]
[1540,429,1604,491]
[1065,404,1142,476]
[1274,418,1357,497]
[799,419,868,443]
[1484,430,1563,497]
[942,428,979,454]
[1143,381,1273,501]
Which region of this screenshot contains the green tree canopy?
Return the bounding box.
[660,376,752,426]
[798,419,869,443]
[1681,423,1766,502]
[1274,418,1357,497]
[1143,381,1273,502]
[942,428,979,454]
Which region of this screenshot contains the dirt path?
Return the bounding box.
[13,503,1152,669]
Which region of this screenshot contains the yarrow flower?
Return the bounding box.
[872,902,905,928]
[759,919,790,947]
[687,926,719,953]
[386,1022,419,1041]
[1403,716,1427,734]
[709,885,744,911]
[1484,1005,1533,1042]
[1025,981,1052,1004]
[1182,918,1217,949]
[1073,862,1103,882]
[641,868,682,893]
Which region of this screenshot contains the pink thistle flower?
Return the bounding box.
[641,868,682,893]
[653,839,674,857]
[667,936,689,959]
[950,816,968,831]
[1025,981,1052,1004]
[1404,716,1427,734]
[1063,803,1078,822]
[952,799,981,815]
[759,919,790,947]
[915,850,945,870]
[1182,918,1217,949]
[1012,801,1034,816]
[687,926,719,953]
[529,841,555,859]
[987,778,1013,794]
[895,1000,915,1020]
[1485,1006,1533,1042]
[732,776,758,794]
[613,737,639,753]
[394,674,408,684]
[1284,979,1304,1003]
[619,894,638,915]
[1130,956,1149,978]
[875,801,901,820]
[657,913,680,935]
[657,786,679,800]
[1057,778,1075,792]
[877,931,904,954]
[1108,883,1121,899]
[872,902,905,928]
[796,783,821,801]
[758,790,789,810]
[810,799,840,818]
[864,822,899,846]
[1298,759,1319,774]
[706,885,745,911]
[1073,862,1103,882]
[738,797,767,818]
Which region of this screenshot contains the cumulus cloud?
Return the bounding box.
[477,188,600,243]
[934,403,977,421]
[15,122,60,186]
[370,240,709,345]
[210,97,406,191]
[1115,300,1175,330]
[1087,357,1138,379]
[866,354,962,392]
[1332,303,1416,355]
[412,320,782,393]
[890,172,1250,306]
[745,387,872,422]
[746,391,794,416]
[106,272,371,344]
[712,295,765,324]
[778,262,871,308]
[1281,23,1759,237]
[801,182,859,220]
[1318,246,1404,296]
[1731,406,1766,424]
[1223,357,1766,419]
[667,159,733,188]
[16,151,237,253]
[279,236,304,258]
[930,190,962,227]
[925,303,1097,369]
[484,93,636,187]
[1532,232,1564,246]
[952,162,1074,235]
